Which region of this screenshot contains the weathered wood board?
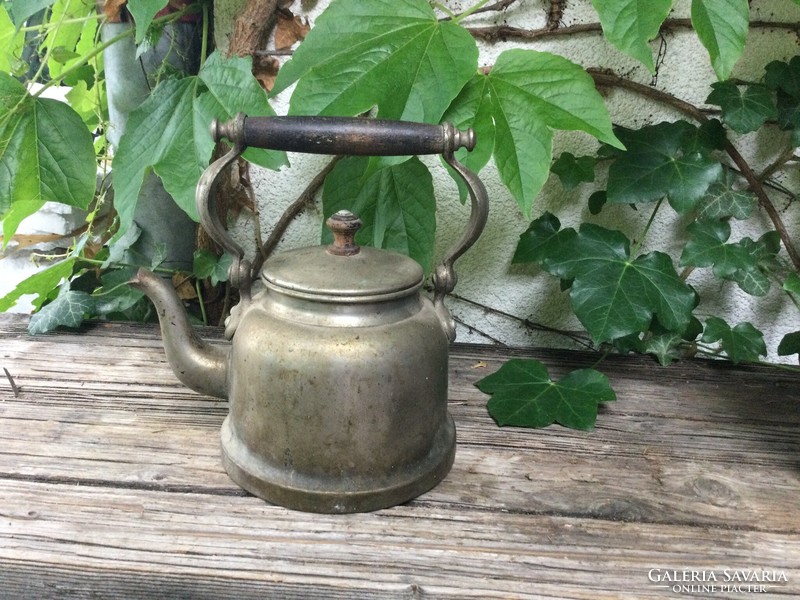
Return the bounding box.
[1,314,798,599]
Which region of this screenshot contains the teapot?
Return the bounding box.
[130,114,488,513]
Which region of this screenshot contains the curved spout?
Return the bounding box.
[129,268,229,399]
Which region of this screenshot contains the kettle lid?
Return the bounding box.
[261,211,424,302]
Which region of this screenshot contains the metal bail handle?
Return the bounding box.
[199,114,489,340]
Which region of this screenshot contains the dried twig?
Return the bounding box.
[3,368,19,398]
[448,292,596,350]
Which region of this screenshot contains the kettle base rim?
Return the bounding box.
[220,416,456,514]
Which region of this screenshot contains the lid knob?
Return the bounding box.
[326,210,362,256]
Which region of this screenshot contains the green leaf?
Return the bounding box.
[727,232,780,296]
[706,82,778,133]
[443,49,621,217]
[776,90,800,132]
[195,51,287,171]
[42,0,95,80]
[512,211,576,268]
[28,289,94,334]
[606,121,723,214]
[93,269,145,315]
[520,219,696,342]
[476,359,616,430]
[701,317,766,363]
[691,0,749,81]
[551,152,596,190]
[680,220,755,278]
[112,52,286,236]
[645,333,685,366]
[0,257,76,312]
[696,172,756,221]
[193,249,232,285]
[126,0,167,44]
[764,57,800,98]
[588,190,607,215]
[6,0,56,26]
[784,272,800,297]
[590,0,672,72]
[0,73,96,241]
[0,6,25,74]
[273,0,477,122]
[777,331,800,357]
[322,156,436,272]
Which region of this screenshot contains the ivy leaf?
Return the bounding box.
[322,156,436,272]
[28,289,94,335]
[273,0,477,122]
[588,190,607,215]
[112,52,286,237]
[551,152,596,190]
[444,49,621,217]
[727,232,780,296]
[512,211,576,269]
[517,218,696,343]
[691,0,749,81]
[696,172,756,221]
[606,121,723,214]
[764,57,800,98]
[126,0,167,44]
[784,272,800,297]
[193,249,232,286]
[590,0,672,72]
[645,333,685,366]
[476,359,616,430]
[680,220,755,278]
[778,331,800,358]
[776,90,800,132]
[701,317,766,363]
[706,82,777,133]
[0,73,96,242]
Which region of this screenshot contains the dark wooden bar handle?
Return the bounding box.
[211,114,475,156]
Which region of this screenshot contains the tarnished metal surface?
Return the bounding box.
[134,115,489,513]
[222,288,453,513]
[128,269,229,400]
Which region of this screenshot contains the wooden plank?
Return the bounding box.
[2,314,799,598]
[1,479,798,599]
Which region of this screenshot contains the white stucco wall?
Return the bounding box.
[216,0,800,363]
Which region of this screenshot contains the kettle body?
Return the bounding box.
[223,282,453,513]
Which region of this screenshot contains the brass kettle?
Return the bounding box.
[131,114,488,513]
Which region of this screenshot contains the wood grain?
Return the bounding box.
[1,314,799,599]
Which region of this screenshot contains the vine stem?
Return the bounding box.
[251,156,342,276]
[588,69,800,273]
[466,18,799,42]
[632,198,663,256]
[199,0,209,68]
[452,0,494,23]
[19,14,100,32]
